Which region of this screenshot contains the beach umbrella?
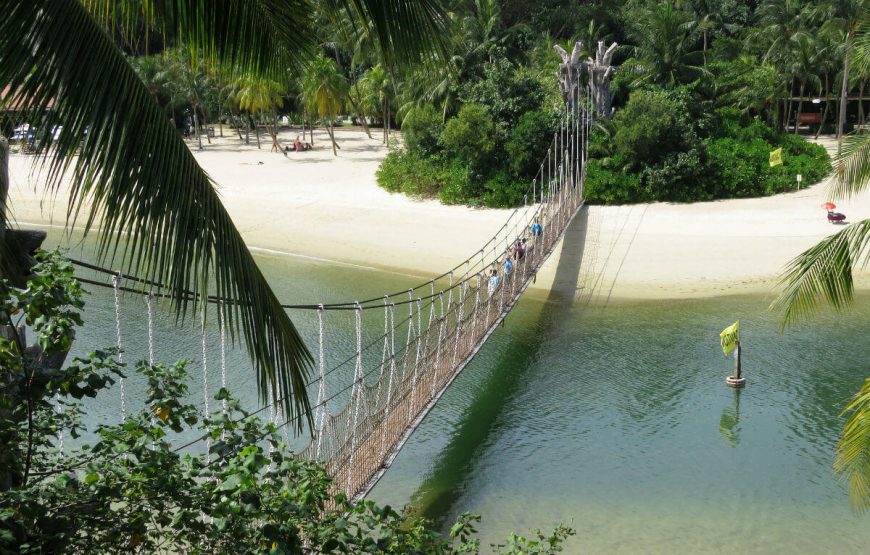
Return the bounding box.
[822,202,837,210]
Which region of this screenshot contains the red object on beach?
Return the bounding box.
[827,211,846,223]
[822,202,837,210]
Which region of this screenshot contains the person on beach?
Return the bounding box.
[487,268,500,296]
[530,221,543,237]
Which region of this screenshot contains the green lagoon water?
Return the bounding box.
[47,229,870,553]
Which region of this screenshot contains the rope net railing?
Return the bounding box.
[64,82,591,503]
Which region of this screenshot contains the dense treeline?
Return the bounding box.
[107,0,861,206]
[378,0,863,205]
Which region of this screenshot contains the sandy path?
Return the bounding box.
[7,130,867,301]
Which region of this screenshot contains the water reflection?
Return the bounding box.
[719,389,741,448]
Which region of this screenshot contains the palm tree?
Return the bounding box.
[236,77,287,152]
[820,0,868,153]
[624,0,707,87]
[771,18,870,511]
[359,64,393,144]
[0,0,446,430]
[301,54,348,156]
[751,0,814,131]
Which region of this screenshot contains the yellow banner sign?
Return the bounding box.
[720,321,739,356]
[769,148,783,167]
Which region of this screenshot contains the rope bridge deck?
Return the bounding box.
[67,81,591,504]
[304,174,585,502]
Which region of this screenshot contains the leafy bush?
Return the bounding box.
[441,103,497,172]
[482,170,527,207]
[0,253,576,553]
[401,104,443,157]
[461,56,546,137]
[613,88,700,168]
[506,109,559,178]
[376,149,441,197]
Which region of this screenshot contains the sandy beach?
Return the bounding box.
[6,128,868,302]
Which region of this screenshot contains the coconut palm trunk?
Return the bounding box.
[192,103,202,149]
[838,30,854,154]
[250,114,261,148]
[0,138,7,245]
[795,81,805,134]
[816,74,831,139]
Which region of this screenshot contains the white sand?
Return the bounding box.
[7,129,868,301]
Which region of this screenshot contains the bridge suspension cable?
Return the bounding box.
[61,77,591,503]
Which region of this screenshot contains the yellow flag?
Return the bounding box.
[720,321,739,356]
[769,148,783,167]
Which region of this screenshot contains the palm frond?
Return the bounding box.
[1,0,313,430]
[83,0,316,79]
[770,218,870,330]
[322,0,448,68]
[834,376,870,513]
[829,133,870,199]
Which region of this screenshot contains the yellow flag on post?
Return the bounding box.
[769,148,783,167]
[720,321,739,356]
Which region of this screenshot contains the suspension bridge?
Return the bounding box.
[64,63,593,504]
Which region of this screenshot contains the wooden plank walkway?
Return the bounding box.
[299,174,585,503]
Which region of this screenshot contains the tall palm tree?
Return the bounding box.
[624,0,707,87]
[301,54,348,155]
[236,76,287,151]
[0,0,446,430]
[771,20,870,511]
[820,0,868,153]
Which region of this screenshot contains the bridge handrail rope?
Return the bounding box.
[64,104,571,311]
[59,77,589,503]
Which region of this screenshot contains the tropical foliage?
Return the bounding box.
[0,254,575,553]
[0,0,447,429]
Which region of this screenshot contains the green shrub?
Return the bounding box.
[437,160,476,205]
[613,89,700,168]
[441,104,497,172]
[643,148,706,201]
[482,170,527,207]
[583,158,645,204]
[401,104,443,157]
[376,149,441,197]
[506,108,559,178]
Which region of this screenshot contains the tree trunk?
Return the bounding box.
[250,114,261,149]
[838,30,854,155]
[794,81,804,134]
[859,79,866,125]
[0,138,8,246]
[783,81,794,132]
[192,104,202,150]
[349,99,372,138]
[815,74,831,140]
[382,100,387,144]
[327,123,338,156]
[234,113,244,141]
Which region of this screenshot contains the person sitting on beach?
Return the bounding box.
[487,268,500,296]
[530,221,543,237]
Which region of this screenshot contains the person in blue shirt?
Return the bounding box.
[530,221,543,237]
[504,257,513,275]
[487,268,500,296]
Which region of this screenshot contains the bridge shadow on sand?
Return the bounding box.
[404,207,592,526]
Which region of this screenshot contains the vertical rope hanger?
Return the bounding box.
[346,302,364,497]
[315,305,329,459]
[200,307,211,460]
[146,294,155,366]
[111,274,126,420]
[218,302,228,415]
